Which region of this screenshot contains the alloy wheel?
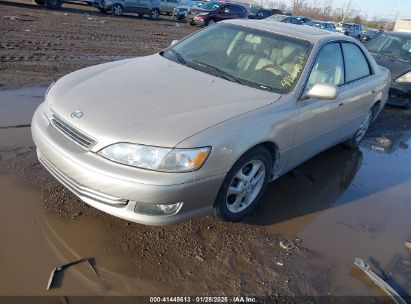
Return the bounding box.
[225,160,266,214]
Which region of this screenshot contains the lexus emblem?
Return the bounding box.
[71,111,83,119]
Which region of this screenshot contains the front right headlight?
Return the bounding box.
[396,71,411,83]
[98,143,211,172]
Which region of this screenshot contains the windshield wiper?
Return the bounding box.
[191,60,244,84]
[169,49,186,65]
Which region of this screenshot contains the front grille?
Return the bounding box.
[51,110,97,150]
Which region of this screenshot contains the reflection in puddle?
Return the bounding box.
[251,140,411,297]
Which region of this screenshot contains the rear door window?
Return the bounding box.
[341,43,371,83]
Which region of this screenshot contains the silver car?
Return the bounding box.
[32,20,390,225]
[93,0,161,18]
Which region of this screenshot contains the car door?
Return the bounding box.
[289,42,347,166]
[337,42,376,140]
[138,0,151,13]
[217,4,237,21]
[124,0,140,12]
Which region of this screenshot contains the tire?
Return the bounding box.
[207,18,216,26]
[138,13,144,17]
[33,0,45,5]
[99,8,108,13]
[213,146,272,222]
[344,107,374,149]
[44,0,62,9]
[112,4,123,16]
[150,8,160,19]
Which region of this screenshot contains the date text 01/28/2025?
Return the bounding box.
[149,296,257,303]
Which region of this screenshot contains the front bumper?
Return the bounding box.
[187,15,206,26]
[31,103,225,225]
[387,82,411,108]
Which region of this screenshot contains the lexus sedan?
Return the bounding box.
[366,31,411,109]
[32,20,390,225]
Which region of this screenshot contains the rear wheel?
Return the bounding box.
[344,108,374,148]
[213,147,272,222]
[112,4,123,16]
[150,8,160,19]
[44,0,62,9]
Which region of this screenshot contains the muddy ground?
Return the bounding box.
[0,0,410,302]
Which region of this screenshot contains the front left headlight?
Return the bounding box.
[396,71,411,83]
[98,143,210,172]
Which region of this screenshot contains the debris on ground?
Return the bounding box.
[46,258,97,290]
[354,258,407,304]
[405,242,411,251]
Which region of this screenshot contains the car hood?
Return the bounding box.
[48,54,280,150]
[370,52,411,80]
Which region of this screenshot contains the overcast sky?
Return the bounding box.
[315,0,411,20]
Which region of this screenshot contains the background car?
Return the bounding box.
[187,2,247,26]
[173,1,204,20]
[337,23,363,39]
[305,20,336,32]
[248,8,282,20]
[160,0,182,15]
[360,28,381,44]
[366,31,411,109]
[94,0,161,18]
[265,14,310,25]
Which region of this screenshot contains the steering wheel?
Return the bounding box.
[260,64,292,78]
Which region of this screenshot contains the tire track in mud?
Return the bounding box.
[0,54,133,62]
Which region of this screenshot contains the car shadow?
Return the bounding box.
[243,145,364,228]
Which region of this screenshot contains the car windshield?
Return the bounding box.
[366,34,411,62]
[342,23,355,29]
[306,21,321,27]
[161,23,312,94]
[265,14,287,22]
[199,2,220,10]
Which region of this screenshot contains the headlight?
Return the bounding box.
[45,81,56,100]
[197,12,209,16]
[396,71,411,83]
[98,143,211,172]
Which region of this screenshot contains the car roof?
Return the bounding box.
[225,19,346,43]
[383,31,411,38]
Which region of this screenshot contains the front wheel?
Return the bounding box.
[207,18,216,26]
[150,8,160,19]
[112,4,123,16]
[344,108,373,148]
[213,147,272,222]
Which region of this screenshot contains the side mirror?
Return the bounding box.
[170,40,179,47]
[305,83,338,100]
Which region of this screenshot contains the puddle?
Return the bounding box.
[0,176,95,295]
[251,142,411,297]
[0,87,46,149]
